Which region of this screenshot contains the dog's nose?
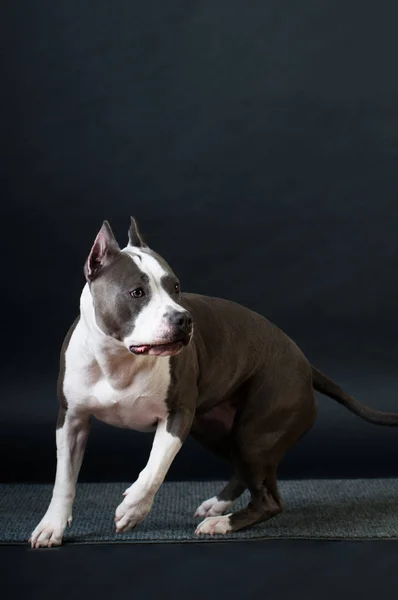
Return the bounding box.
[168,311,193,333]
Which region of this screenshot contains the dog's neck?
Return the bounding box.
[79,283,157,387]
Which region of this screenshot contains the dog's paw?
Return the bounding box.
[194,496,232,518]
[29,518,67,548]
[115,490,153,533]
[195,514,233,536]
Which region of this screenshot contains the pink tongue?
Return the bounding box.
[135,345,151,353]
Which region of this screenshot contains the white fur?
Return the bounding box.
[122,246,186,348]
[65,283,172,430]
[29,418,89,548]
[115,420,182,532]
[195,514,233,536]
[194,496,232,518]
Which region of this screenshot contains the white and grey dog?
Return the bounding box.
[30,218,398,548]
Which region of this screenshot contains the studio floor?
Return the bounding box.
[3,539,398,600]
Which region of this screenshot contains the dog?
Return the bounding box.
[29,218,398,547]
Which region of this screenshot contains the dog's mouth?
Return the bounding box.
[129,335,191,357]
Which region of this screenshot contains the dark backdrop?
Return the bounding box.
[1,0,398,483]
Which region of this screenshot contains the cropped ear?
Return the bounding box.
[128,216,147,248]
[84,221,120,281]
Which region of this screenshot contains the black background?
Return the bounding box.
[2,0,398,486]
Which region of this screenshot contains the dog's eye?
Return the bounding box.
[174,283,180,293]
[130,288,145,299]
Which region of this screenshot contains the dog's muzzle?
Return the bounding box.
[129,311,193,357]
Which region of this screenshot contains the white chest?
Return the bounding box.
[63,323,172,432]
[87,377,170,431]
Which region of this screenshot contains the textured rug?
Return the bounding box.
[1,479,398,544]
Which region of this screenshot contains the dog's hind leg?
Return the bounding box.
[190,400,246,518]
[194,475,246,517]
[196,373,317,535]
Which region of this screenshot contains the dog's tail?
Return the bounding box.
[311,365,398,426]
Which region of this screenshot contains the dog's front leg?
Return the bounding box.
[29,410,90,548]
[115,408,193,533]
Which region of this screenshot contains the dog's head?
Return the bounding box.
[84,218,193,357]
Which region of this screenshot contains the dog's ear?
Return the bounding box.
[128,216,146,248]
[84,221,120,281]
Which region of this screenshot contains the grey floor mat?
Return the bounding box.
[1,479,397,544]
